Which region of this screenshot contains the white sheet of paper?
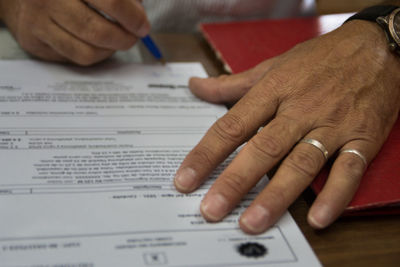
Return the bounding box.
[0,60,320,267]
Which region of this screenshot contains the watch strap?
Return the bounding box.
[345,5,399,23]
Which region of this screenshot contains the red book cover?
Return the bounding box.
[200,13,350,73]
[200,14,400,214]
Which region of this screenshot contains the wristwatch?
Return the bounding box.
[346,5,400,55]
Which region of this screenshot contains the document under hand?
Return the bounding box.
[0,60,320,267]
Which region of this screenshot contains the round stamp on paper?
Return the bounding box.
[237,242,267,258]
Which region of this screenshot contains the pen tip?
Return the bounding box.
[159,58,166,65]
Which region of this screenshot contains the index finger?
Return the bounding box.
[174,83,279,193]
[85,0,150,37]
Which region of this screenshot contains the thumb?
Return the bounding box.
[189,59,275,104]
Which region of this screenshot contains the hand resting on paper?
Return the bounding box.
[0,0,149,65]
[174,20,400,234]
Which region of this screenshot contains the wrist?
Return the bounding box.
[336,19,396,62]
[344,19,388,48]
[339,20,400,110]
[331,19,400,90]
[349,19,399,63]
[344,5,400,56]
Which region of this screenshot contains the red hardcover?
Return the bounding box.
[200,14,352,73]
[200,14,400,214]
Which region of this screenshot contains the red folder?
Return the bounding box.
[200,14,400,215]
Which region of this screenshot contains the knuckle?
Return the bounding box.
[285,150,321,178]
[85,28,110,46]
[211,75,229,100]
[220,171,248,196]
[74,48,100,66]
[215,74,234,89]
[264,69,288,89]
[265,188,287,211]
[248,134,284,161]
[349,113,379,140]
[212,114,247,143]
[338,156,365,177]
[133,13,147,30]
[120,36,137,50]
[259,70,288,100]
[244,77,281,108]
[190,145,216,170]
[322,101,352,127]
[216,74,230,82]
[84,24,136,50]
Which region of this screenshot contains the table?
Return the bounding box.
[1,28,399,266]
[149,33,400,267]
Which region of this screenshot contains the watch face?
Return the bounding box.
[390,8,400,44]
[394,11,400,36]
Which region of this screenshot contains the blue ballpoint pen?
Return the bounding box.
[141,35,165,63]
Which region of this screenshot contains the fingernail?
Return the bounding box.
[240,205,270,233]
[308,203,333,229]
[200,194,229,221]
[174,168,197,192]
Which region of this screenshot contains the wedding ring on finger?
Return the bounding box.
[340,149,367,166]
[299,138,329,160]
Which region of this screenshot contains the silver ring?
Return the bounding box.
[340,149,367,166]
[299,138,329,160]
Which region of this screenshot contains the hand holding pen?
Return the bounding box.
[0,0,155,65]
[88,1,164,63]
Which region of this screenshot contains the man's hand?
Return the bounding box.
[0,0,149,65]
[174,20,400,234]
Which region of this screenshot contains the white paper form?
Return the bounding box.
[0,60,320,267]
